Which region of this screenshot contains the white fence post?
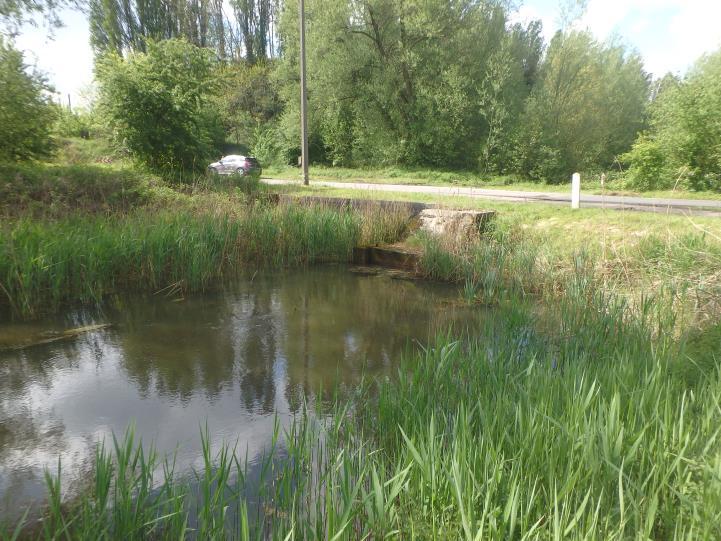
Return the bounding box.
[571,172,581,209]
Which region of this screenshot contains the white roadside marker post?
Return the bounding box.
[571,172,581,209]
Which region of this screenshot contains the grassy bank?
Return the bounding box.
[0,153,415,319]
[263,164,721,200]
[272,184,721,331]
[0,195,410,318]
[4,284,720,539]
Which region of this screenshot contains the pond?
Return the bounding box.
[0,266,485,520]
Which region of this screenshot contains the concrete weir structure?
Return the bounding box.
[277,194,496,271]
[417,208,496,241]
[352,244,422,271]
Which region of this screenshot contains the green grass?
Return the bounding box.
[53,136,124,166]
[0,162,157,218]
[270,183,721,333]
[3,281,721,539]
[271,183,721,268]
[0,202,411,318]
[263,164,721,200]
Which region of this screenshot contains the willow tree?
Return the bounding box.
[276,0,539,168]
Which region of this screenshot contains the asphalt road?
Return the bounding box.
[263,178,721,217]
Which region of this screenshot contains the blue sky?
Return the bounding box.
[12,0,721,107]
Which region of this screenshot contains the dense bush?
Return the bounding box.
[621,137,673,191]
[217,61,282,147]
[0,38,56,161]
[54,106,96,139]
[625,50,721,192]
[251,124,287,165]
[96,39,224,179]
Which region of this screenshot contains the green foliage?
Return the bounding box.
[272,3,650,182]
[53,106,96,139]
[626,49,721,192]
[96,39,224,178]
[53,136,123,165]
[250,123,285,165]
[513,31,650,182]
[216,61,282,147]
[0,38,56,161]
[621,136,673,190]
[0,0,69,28]
[0,161,153,218]
[88,0,276,61]
[277,0,537,170]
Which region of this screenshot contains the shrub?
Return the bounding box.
[0,162,153,217]
[251,124,284,166]
[625,49,721,192]
[54,106,95,139]
[96,39,224,179]
[621,136,673,191]
[0,38,56,160]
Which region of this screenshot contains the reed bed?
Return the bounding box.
[3,286,720,539]
[0,202,410,318]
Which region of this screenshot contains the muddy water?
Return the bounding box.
[0,267,484,519]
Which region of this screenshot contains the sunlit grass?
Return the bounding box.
[4,284,721,539]
[263,164,721,200]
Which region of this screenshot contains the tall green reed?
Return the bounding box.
[0,202,408,318]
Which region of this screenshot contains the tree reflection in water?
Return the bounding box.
[0,266,484,520]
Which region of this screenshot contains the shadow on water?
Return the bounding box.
[0,266,487,520]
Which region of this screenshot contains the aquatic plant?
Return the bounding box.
[3,285,721,539]
[0,202,410,318]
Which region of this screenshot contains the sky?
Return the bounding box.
[11,0,721,107]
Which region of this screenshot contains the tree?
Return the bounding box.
[96,38,223,176]
[625,49,721,191]
[276,0,536,168]
[0,38,56,161]
[1,0,73,29]
[512,31,649,181]
[88,0,278,61]
[231,0,277,62]
[216,60,282,145]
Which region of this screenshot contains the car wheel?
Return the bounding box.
[235,167,246,176]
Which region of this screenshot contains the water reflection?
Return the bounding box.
[0,266,483,519]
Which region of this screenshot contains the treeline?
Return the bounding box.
[89,0,280,61]
[271,2,650,181]
[2,0,721,190]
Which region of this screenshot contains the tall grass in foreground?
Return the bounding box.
[0,202,410,318]
[3,290,721,540]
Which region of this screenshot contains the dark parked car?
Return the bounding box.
[208,155,262,177]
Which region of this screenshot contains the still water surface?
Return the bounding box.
[0,267,483,519]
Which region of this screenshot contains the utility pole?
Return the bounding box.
[299,0,309,185]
